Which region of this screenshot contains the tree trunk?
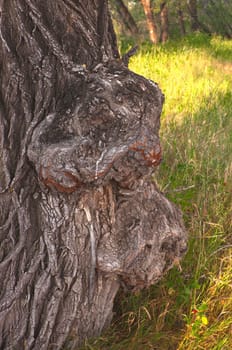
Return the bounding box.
[113,0,139,35]
[160,2,169,43]
[140,0,159,44]
[188,0,200,31]
[0,0,187,349]
[177,1,186,36]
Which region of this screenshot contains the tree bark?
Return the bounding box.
[140,0,159,44]
[0,0,187,349]
[160,2,169,43]
[113,0,139,35]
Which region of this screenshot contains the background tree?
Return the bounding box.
[111,0,139,36]
[140,0,159,43]
[198,0,232,38]
[177,0,186,36]
[112,0,232,43]
[187,0,200,31]
[160,1,169,42]
[0,1,186,349]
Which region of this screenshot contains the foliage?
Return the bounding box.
[198,0,232,38]
[111,0,232,41]
[79,33,232,350]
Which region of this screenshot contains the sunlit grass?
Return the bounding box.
[130,36,232,121]
[80,34,232,350]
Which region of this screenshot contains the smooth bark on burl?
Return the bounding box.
[0,1,187,349]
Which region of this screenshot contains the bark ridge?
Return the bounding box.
[0,1,187,349]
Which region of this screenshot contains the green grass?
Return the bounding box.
[80,34,232,350]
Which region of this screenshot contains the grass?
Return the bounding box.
[80,34,232,350]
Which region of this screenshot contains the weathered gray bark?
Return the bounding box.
[0,1,187,349]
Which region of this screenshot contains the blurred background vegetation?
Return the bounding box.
[110,0,232,47]
[79,1,232,349]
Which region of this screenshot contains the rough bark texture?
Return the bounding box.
[0,1,187,349]
[140,0,159,44]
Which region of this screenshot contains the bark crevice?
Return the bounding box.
[0,1,187,349]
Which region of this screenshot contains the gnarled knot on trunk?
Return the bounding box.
[27,60,187,292]
[0,3,187,348]
[28,61,164,193]
[97,181,187,291]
